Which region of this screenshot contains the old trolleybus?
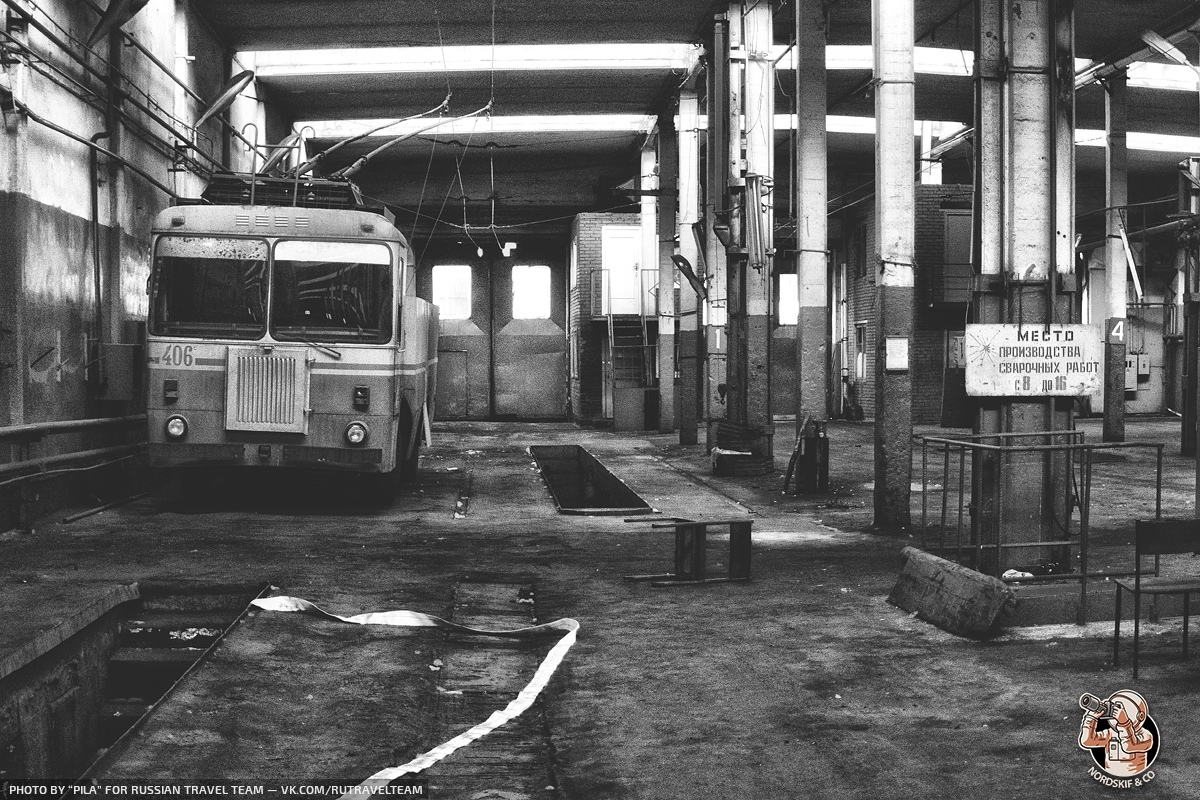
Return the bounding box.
[145,174,438,493]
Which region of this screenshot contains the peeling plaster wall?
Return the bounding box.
[0,0,228,428]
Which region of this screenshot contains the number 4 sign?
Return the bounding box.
[1107,318,1126,344]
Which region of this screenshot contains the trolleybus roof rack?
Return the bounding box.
[176,172,395,223]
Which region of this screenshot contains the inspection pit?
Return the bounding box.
[528,445,652,515]
[0,581,266,780]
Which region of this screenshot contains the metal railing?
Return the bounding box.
[0,415,146,486]
[917,430,1164,623]
[588,268,660,319]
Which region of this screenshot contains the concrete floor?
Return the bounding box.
[2,417,1199,798]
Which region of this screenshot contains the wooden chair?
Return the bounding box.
[1113,518,1200,679]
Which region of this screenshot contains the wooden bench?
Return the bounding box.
[623,518,753,587]
[1113,518,1200,679]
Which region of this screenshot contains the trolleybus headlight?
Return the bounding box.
[165,415,188,440]
[345,421,369,446]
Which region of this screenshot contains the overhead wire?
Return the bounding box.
[385,199,640,232]
[292,96,451,177]
[403,9,454,246]
[410,131,441,245]
[416,115,483,264]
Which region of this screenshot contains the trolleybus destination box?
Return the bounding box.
[964,323,1103,397]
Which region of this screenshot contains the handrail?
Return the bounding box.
[0,444,145,481]
[921,437,1156,454]
[0,415,146,443]
[914,429,1085,443]
[915,431,1165,624]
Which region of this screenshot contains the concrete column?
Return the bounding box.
[796,0,829,422]
[0,57,26,426]
[972,0,1076,572]
[704,13,731,451]
[741,0,774,459]
[1002,0,1055,562]
[658,114,678,433]
[1104,72,1128,442]
[678,90,701,445]
[1185,158,1200,458]
[872,0,915,529]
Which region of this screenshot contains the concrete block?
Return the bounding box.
[888,547,1016,638]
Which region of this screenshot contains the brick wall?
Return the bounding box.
[836,184,973,423]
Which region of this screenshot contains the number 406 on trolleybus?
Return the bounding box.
[145,174,438,495]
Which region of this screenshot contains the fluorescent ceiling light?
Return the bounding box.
[303,116,1196,156]
[302,114,657,137]
[777,45,977,76]
[1128,61,1200,90]
[1076,128,1200,151]
[245,43,701,77]
[775,45,975,75]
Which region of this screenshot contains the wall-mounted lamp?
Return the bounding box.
[85,0,150,48]
[194,70,255,130]
[712,221,734,250]
[671,254,707,298]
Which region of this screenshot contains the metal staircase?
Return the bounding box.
[609,317,654,388]
[594,267,659,428]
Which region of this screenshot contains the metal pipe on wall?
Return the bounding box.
[678,90,701,445]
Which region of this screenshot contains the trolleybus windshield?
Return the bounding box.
[151,236,268,339]
[270,240,393,344]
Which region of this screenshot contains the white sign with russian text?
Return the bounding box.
[964,323,1103,397]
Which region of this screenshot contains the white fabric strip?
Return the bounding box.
[250,595,579,796]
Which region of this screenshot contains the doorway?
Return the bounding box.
[421,242,567,420]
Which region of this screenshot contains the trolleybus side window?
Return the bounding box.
[270,240,393,344]
[151,236,268,339]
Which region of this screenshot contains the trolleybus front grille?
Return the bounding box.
[224,347,309,433]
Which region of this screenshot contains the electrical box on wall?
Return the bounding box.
[1125,356,1137,391]
[1137,354,1151,378]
